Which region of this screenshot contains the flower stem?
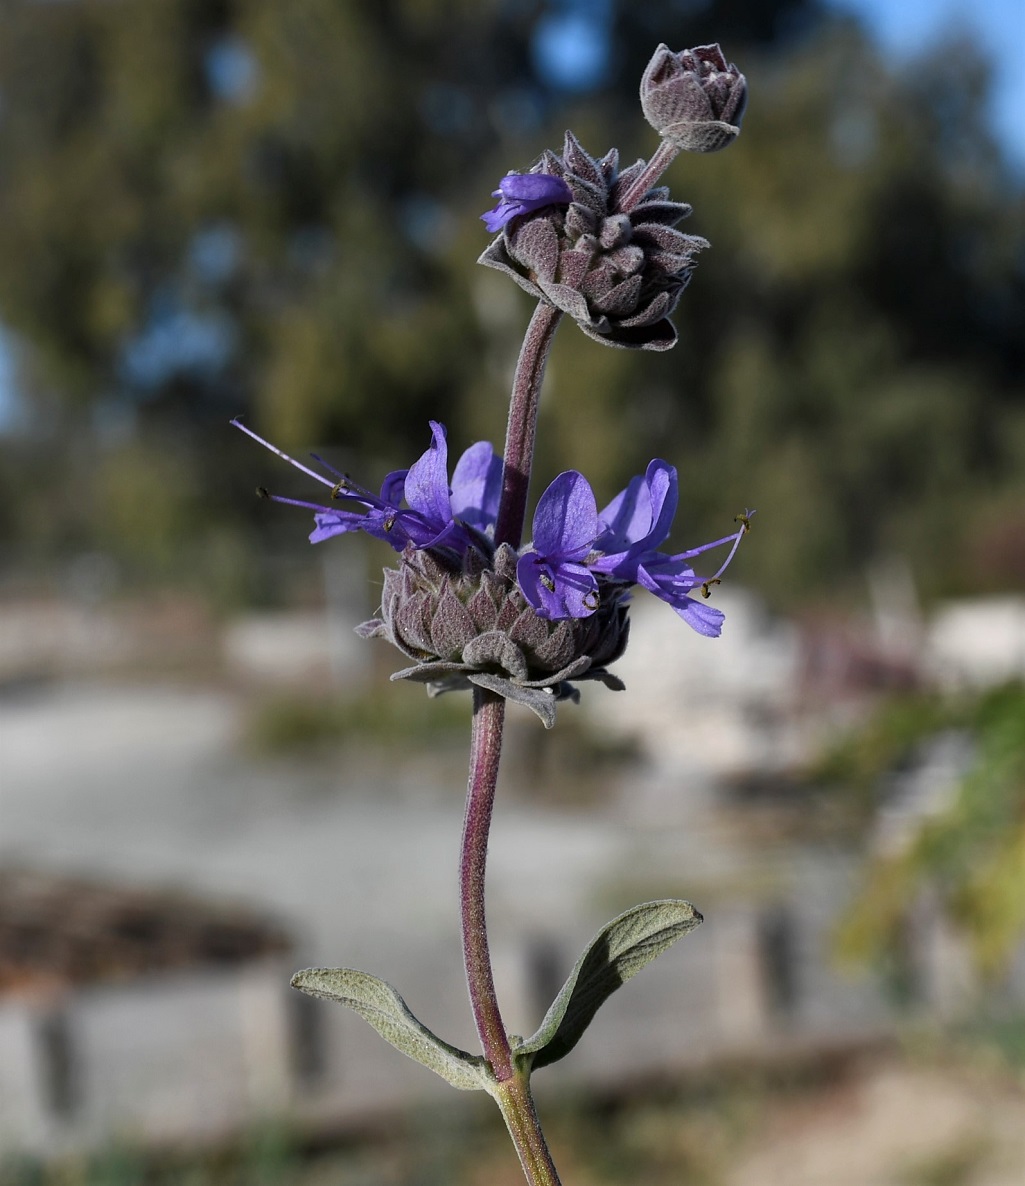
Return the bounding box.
[459,293,565,1183]
[494,301,563,549]
[460,687,563,1185]
[460,688,513,1079]
[494,1072,564,1186]
[616,138,682,213]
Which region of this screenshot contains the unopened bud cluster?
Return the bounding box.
[640,43,747,153]
[480,133,707,352]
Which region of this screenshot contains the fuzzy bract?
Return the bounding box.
[640,43,748,153]
[479,132,707,351]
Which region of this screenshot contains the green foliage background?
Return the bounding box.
[0,0,1022,609]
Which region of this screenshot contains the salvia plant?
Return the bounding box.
[236,42,749,1185]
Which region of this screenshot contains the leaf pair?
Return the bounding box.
[291,899,702,1091]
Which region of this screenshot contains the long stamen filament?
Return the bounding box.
[231,419,336,489]
[709,510,755,580]
[266,494,344,514]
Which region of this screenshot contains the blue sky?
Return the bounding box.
[826,0,1025,170]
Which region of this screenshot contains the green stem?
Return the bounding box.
[494,1072,564,1186]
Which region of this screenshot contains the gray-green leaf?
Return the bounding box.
[291,967,491,1091]
[514,899,702,1070]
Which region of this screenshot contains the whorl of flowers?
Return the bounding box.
[478,131,707,352]
[358,542,629,729]
[234,420,749,726]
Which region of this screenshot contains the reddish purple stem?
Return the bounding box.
[494,301,563,549]
[615,138,682,213]
[460,688,513,1080]
[458,295,567,1182]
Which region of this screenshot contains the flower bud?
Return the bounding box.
[640,43,747,153]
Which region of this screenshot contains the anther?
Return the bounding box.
[701,578,721,599]
[583,590,600,611]
[331,478,351,499]
[540,574,556,592]
[256,486,270,500]
[383,515,397,532]
[735,510,754,533]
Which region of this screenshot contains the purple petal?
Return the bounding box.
[379,468,408,506]
[451,441,502,533]
[310,508,398,547]
[594,460,678,576]
[481,201,518,233]
[516,553,599,621]
[672,597,725,637]
[532,471,599,559]
[480,172,573,232]
[548,561,600,619]
[641,461,678,549]
[403,421,453,532]
[310,512,362,544]
[516,552,548,615]
[598,475,650,552]
[635,554,697,596]
[499,173,573,204]
[635,556,725,637]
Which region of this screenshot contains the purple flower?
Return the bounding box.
[592,459,677,571]
[519,458,751,637]
[232,419,502,555]
[516,471,601,620]
[592,462,751,637]
[481,172,574,233]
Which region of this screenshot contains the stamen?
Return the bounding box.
[709,510,756,580]
[583,590,600,611]
[701,578,721,599]
[309,452,346,480]
[671,530,747,562]
[267,494,339,513]
[540,573,556,592]
[256,486,270,500]
[231,419,335,489]
[308,452,391,509]
[383,515,397,532]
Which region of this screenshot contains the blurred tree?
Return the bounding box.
[835,683,1025,981]
[0,0,1021,606]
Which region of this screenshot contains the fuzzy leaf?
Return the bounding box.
[514,900,702,1070]
[292,968,490,1091]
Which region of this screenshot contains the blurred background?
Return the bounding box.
[1,0,1023,1183]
